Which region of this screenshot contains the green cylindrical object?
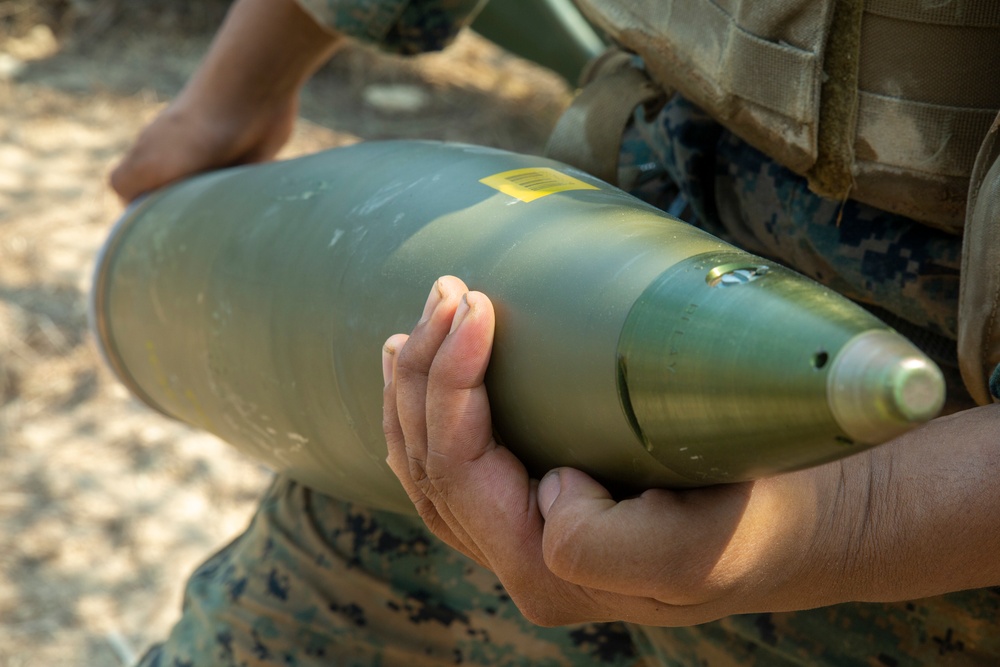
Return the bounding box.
[471,0,604,83]
[91,140,945,514]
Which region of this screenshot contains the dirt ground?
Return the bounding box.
[0,15,569,666]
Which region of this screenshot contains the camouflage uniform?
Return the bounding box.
[138,479,643,667]
[293,0,486,55]
[138,2,1000,665]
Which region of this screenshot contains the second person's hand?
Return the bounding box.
[109,0,342,202]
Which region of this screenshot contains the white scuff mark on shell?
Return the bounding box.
[328,229,345,247]
[276,181,330,202]
[351,179,423,217]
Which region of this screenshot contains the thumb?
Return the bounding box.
[538,467,615,521]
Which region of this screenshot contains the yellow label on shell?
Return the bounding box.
[479,168,599,202]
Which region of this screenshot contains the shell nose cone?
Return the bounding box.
[828,330,946,444]
[892,358,947,422]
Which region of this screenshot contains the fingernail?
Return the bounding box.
[382,340,396,386]
[420,279,447,323]
[449,293,471,334]
[538,469,561,519]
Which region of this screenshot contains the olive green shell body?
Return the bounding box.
[92,141,943,514]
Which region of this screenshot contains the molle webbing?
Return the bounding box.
[573,0,1000,230]
[805,0,864,203]
[573,0,833,176]
[851,3,1000,229]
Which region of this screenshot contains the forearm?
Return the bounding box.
[183,0,343,111]
[848,403,1000,602]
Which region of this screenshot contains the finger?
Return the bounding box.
[387,278,493,565]
[383,332,477,561]
[109,135,200,202]
[539,467,753,604]
[109,108,222,202]
[109,148,162,203]
[421,289,511,513]
[415,291,567,601]
[382,333,410,476]
[109,112,189,202]
[424,291,497,482]
[394,276,468,485]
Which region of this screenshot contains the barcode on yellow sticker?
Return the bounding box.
[479,168,599,203]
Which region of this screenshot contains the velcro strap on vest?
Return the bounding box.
[958,110,1000,405]
[545,50,667,186]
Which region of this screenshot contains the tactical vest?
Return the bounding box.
[569,0,1000,231]
[550,0,1000,404]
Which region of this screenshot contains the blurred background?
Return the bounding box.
[0,2,570,663]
